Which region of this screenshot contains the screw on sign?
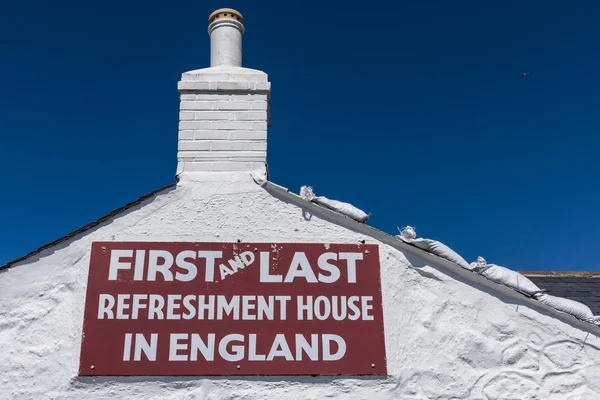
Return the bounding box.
[79,242,387,376]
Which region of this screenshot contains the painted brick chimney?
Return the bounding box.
[176,8,271,173]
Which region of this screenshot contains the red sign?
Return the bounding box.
[79,242,387,376]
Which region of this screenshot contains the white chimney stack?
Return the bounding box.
[176,8,271,174]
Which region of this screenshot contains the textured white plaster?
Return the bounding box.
[1,172,600,399]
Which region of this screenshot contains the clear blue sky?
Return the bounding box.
[1,1,599,271]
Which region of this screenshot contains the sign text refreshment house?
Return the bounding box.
[79,242,387,376]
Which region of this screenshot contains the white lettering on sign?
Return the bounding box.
[259,251,364,284]
[339,252,363,283]
[164,333,346,362]
[108,249,133,280]
[99,294,366,321]
[148,250,174,281]
[284,252,318,283]
[169,333,188,361]
[134,250,145,281]
[219,334,245,362]
[106,249,364,284]
[175,251,197,282]
[98,294,115,319]
[132,294,148,319]
[116,294,131,319]
[322,334,346,361]
[248,334,265,361]
[259,251,282,282]
[317,252,340,283]
[296,295,373,321]
[121,333,158,362]
[296,334,318,361]
[218,251,255,280]
[198,251,221,282]
[166,334,217,362]
[107,249,224,282]
[191,334,215,361]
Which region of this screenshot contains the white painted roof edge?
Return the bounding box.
[2,174,598,334]
[261,180,600,335]
[0,183,177,271]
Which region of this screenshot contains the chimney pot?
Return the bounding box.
[208,8,245,67]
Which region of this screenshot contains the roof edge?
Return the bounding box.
[0,182,177,271]
[2,176,598,334]
[262,180,600,334]
[520,271,600,277]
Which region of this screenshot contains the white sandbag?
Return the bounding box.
[475,257,541,296]
[399,225,417,241]
[300,185,315,201]
[534,293,595,323]
[398,226,473,270]
[300,186,369,223]
[250,167,268,186]
[470,256,487,271]
[312,197,368,222]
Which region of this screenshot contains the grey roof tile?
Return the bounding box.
[525,274,600,315]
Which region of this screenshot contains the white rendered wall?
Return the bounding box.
[1,173,600,400]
